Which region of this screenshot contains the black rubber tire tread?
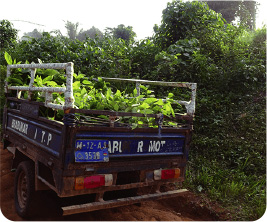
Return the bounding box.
[14,161,36,218]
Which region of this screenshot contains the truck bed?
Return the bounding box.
[3,97,191,193]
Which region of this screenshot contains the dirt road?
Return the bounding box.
[1,145,227,221]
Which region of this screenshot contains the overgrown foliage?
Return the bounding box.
[153,1,227,50]
[206,0,257,29]
[0,1,265,220]
[106,24,136,42]
[0,20,18,49]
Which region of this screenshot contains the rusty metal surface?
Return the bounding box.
[6,99,64,128]
[7,86,66,93]
[68,108,193,129]
[62,189,188,216]
[6,63,71,70]
[64,62,75,109]
[60,178,181,197]
[66,158,185,198]
[101,77,195,88]
[20,102,39,118]
[5,130,63,193]
[69,107,193,121]
[69,108,161,118]
[3,97,192,197]
[69,124,191,136]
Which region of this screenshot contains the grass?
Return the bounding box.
[184,88,266,220]
[185,160,265,219]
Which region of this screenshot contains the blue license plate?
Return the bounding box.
[75,140,109,162]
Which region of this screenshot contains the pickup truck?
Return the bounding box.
[2,62,197,218]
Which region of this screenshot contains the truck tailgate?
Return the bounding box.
[74,131,185,162]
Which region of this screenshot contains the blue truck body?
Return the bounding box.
[3,62,196,217]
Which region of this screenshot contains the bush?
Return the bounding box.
[153,1,226,50]
[0,19,18,49]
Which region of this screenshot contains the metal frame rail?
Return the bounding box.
[6,63,196,116]
[5,62,74,110]
[101,77,197,116]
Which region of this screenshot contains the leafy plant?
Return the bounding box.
[5,53,182,128]
[153,1,226,50]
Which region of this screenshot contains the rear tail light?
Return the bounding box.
[154,168,180,180]
[84,175,105,189]
[75,174,113,190]
[161,169,175,179]
[174,168,181,178]
[75,176,84,190]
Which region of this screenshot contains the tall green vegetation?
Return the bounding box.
[64,20,80,40]
[153,1,265,220]
[205,0,257,29]
[106,24,136,42]
[0,20,18,49]
[0,20,18,123]
[0,1,265,220]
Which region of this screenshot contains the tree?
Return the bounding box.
[153,1,226,49]
[107,24,136,42]
[77,26,103,41]
[238,1,257,30]
[64,20,80,40]
[205,0,257,29]
[0,20,18,49]
[204,1,240,23]
[23,29,43,40]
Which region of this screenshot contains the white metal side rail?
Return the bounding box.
[101,77,197,116]
[5,62,75,110]
[6,62,197,116]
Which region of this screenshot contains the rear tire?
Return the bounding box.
[14,161,36,218]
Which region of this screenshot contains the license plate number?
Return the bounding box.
[75,140,109,162]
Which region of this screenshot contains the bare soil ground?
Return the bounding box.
[0,145,230,221]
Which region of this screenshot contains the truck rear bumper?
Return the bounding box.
[62,188,188,216]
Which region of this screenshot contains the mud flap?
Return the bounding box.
[62,189,188,216]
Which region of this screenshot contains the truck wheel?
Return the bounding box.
[14,161,36,218]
